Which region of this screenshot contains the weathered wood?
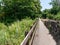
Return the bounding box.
[29,28,36,45]
[20,18,39,45]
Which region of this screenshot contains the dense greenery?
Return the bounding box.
[54,12,60,20]
[0,0,41,45]
[0,18,34,45]
[50,0,60,20]
[0,0,41,22]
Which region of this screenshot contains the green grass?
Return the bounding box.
[0,18,34,45]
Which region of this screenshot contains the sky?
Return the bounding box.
[40,0,52,11]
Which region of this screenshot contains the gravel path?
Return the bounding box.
[32,19,56,45]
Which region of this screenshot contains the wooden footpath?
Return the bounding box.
[20,18,56,45]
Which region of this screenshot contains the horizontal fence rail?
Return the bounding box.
[41,19,60,23]
[20,18,39,45]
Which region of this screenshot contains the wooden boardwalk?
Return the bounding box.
[32,19,56,45]
[21,18,57,45]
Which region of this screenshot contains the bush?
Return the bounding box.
[54,12,60,20]
[47,14,53,19]
[0,18,34,45]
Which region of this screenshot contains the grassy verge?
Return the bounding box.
[0,18,34,45]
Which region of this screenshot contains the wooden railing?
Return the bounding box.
[20,18,39,45]
[41,19,60,23]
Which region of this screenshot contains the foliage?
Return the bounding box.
[47,14,53,19]
[0,0,41,45]
[50,0,60,6]
[50,0,60,15]
[50,6,60,15]
[41,9,54,19]
[54,12,60,20]
[0,18,34,45]
[41,9,51,19]
[0,0,41,20]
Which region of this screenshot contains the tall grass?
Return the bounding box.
[0,18,34,45]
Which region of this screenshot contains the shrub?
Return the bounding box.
[47,14,53,19]
[54,12,60,20]
[0,18,34,45]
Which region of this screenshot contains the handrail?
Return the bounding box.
[20,18,39,45]
[41,19,60,23]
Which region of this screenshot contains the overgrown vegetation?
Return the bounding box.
[0,0,41,45]
[54,12,60,20]
[0,18,34,45]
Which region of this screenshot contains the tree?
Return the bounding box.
[51,0,60,6]
[2,0,41,19]
[50,0,60,15]
[0,0,41,25]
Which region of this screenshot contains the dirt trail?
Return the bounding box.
[32,19,56,45]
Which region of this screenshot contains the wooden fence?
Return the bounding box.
[20,18,39,45]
